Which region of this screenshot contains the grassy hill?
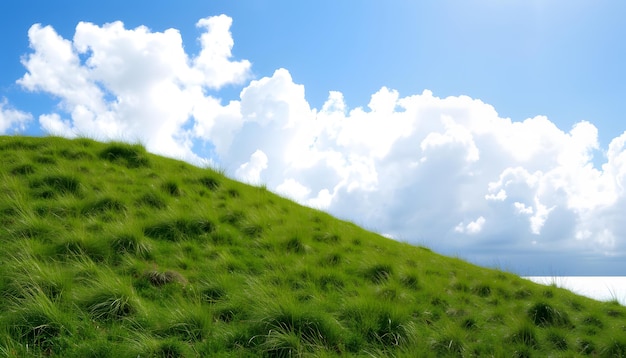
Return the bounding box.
[0,135,625,357]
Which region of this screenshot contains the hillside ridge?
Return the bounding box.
[1,135,625,357]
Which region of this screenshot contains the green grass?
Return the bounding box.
[1,135,626,357]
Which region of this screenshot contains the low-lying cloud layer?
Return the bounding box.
[10,15,626,274]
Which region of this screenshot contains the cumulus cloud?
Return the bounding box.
[0,98,32,133]
[16,15,626,274]
[18,15,251,162]
[236,150,268,184]
[455,216,486,235]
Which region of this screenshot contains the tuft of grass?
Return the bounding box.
[110,233,152,257]
[510,322,538,349]
[198,176,220,190]
[6,292,72,354]
[162,307,211,342]
[99,142,150,168]
[82,288,140,322]
[136,191,167,209]
[362,263,393,284]
[399,273,419,290]
[528,302,570,327]
[10,163,35,176]
[284,236,306,254]
[161,180,182,197]
[252,303,343,355]
[30,174,81,198]
[473,283,491,297]
[80,196,126,216]
[547,329,569,351]
[143,270,187,287]
[143,218,214,241]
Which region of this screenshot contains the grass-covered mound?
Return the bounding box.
[0,135,625,357]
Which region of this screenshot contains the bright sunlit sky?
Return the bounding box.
[1,1,625,275]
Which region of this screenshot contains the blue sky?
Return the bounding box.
[1,1,625,275]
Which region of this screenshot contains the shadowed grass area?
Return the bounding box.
[0,135,625,357]
[98,142,150,168]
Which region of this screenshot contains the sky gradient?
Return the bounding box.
[1,1,625,275]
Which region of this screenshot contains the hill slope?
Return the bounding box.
[0,135,624,357]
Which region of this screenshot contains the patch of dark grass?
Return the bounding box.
[99,142,149,168]
[161,180,182,197]
[0,138,44,151]
[8,308,68,354]
[52,237,110,262]
[400,274,420,290]
[198,176,220,191]
[578,338,596,355]
[165,310,210,342]
[452,282,470,292]
[143,270,187,287]
[473,283,491,297]
[10,163,35,175]
[227,188,240,198]
[319,252,342,267]
[340,304,412,348]
[31,174,81,197]
[209,228,234,245]
[607,308,624,318]
[143,218,215,241]
[213,304,248,323]
[153,339,192,358]
[111,233,152,257]
[432,334,464,356]
[253,308,342,354]
[58,149,92,160]
[528,302,570,327]
[12,221,56,242]
[284,237,305,254]
[200,285,226,304]
[602,340,626,357]
[312,232,341,243]
[431,297,449,308]
[363,264,393,284]
[510,323,538,349]
[241,223,263,238]
[514,288,532,299]
[136,192,167,209]
[33,155,56,164]
[219,210,245,226]
[317,274,345,292]
[80,197,126,216]
[461,318,477,330]
[34,204,75,218]
[582,315,604,329]
[547,330,568,351]
[83,290,138,322]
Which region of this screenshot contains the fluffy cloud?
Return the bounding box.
[236,150,268,184]
[18,16,251,162]
[16,16,626,275]
[0,98,32,134]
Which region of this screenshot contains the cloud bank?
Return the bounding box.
[16,15,626,274]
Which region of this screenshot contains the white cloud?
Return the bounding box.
[193,15,252,88]
[455,216,486,235]
[0,98,32,133]
[15,15,626,274]
[18,15,251,164]
[235,149,268,184]
[276,178,311,202]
